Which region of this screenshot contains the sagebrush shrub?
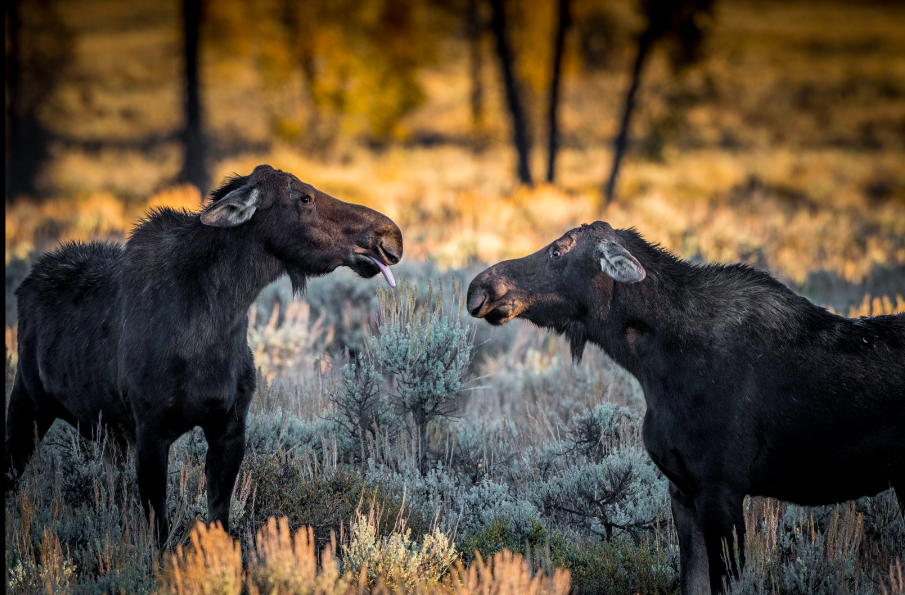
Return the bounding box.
[360,281,474,473]
[328,357,397,462]
[342,509,458,593]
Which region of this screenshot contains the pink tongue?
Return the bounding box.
[367,256,397,288]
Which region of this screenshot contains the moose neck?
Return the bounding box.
[194,224,285,320]
[587,231,813,406]
[586,233,697,396]
[123,210,287,334]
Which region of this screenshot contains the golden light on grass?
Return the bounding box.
[447,550,571,595]
[7,144,905,284]
[247,518,352,595]
[143,184,205,214]
[157,522,243,595]
[155,517,570,595]
[843,295,905,318]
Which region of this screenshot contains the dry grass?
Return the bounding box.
[841,294,905,318]
[739,497,904,595]
[247,301,334,378]
[156,517,570,595]
[8,151,905,285]
[882,560,905,595]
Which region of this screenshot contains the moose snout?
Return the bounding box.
[368,216,404,265]
[467,291,488,318]
[377,236,402,265]
[467,270,503,318]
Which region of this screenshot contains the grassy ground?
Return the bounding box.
[5,0,905,593]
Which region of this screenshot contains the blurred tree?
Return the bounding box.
[545,0,571,183]
[639,7,714,162]
[274,0,438,149]
[489,0,533,185]
[602,0,713,206]
[466,0,487,147]
[572,1,618,73]
[180,0,208,195]
[5,0,71,201]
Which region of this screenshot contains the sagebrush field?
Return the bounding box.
[5,0,905,593]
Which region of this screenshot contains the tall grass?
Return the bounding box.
[156,516,569,595]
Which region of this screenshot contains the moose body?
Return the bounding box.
[7,165,402,543]
[466,221,905,594]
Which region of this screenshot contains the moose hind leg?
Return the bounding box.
[5,374,55,490]
[670,482,710,595]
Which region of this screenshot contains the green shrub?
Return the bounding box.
[459,516,550,563]
[327,357,398,463]
[342,510,458,593]
[550,537,679,595]
[243,455,427,551]
[371,281,474,474]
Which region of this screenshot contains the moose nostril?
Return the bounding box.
[468,294,487,317]
[378,242,401,265]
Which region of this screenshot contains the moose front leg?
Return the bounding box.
[695,486,746,593]
[202,416,246,533]
[135,424,173,546]
[203,366,254,533]
[670,482,710,595]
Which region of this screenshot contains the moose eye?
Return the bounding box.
[300,195,311,204]
[551,249,562,258]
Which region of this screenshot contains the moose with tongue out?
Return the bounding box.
[7,165,402,545]
[467,221,905,595]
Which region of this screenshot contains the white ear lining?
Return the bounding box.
[598,242,646,283]
[201,188,260,227]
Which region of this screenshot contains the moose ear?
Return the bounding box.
[200,187,260,227]
[597,241,646,283]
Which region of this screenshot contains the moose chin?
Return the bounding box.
[467,220,904,595]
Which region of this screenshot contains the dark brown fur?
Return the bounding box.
[7,165,403,545]
[467,221,905,594]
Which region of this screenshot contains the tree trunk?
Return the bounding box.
[467,0,485,140]
[602,30,653,206]
[416,414,428,475]
[489,0,532,185]
[6,0,52,201]
[546,0,570,183]
[180,0,207,195]
[281,0,323,150]
[6,0,24,201]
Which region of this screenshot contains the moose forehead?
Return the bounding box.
[253,169,320,196]
[278,173,319,197]
[264,168,305,188]
[550,222,614,249]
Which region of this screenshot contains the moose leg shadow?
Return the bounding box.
[670,482,710,595]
